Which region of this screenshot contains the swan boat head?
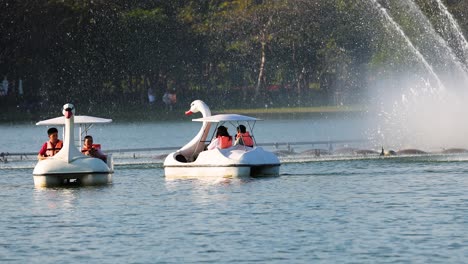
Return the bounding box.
[175,100,212,161]
[185,100,211,117]
[63,103,75,119]
[52,103,83,163]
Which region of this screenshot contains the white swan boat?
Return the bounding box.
[32,103,113,187]
[164,100,280,178]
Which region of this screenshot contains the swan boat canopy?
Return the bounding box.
[32,103,113,187]
[164,100,281,178]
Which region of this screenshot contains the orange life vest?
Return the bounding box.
[237,132,254,147]
[81,144,101,153]
[219,136,232,149]
[46,140,63,157]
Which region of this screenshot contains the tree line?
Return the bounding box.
[0,0,467,118]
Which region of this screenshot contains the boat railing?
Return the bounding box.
[0,139,368,163]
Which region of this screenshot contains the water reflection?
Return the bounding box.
[33,187,79,210]
[165,175,255,187]
[33,184,113,210]
[164,176,256,205]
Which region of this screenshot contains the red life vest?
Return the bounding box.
[46,140,63,157]
[237,132,254,147]
[219,136,232,149]
[81,144,101,153]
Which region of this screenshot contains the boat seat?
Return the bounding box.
[175,154,187,163]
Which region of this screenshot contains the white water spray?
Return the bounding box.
[434,0,468,65]
[366,0,468,150]
[369,0,445,91]
[403,0,468,78]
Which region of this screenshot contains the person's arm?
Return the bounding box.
[207,138,218,150]
[96,149,107,158]
[37,143,47,160]
[234,136,241,146]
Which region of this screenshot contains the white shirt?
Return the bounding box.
[206,138,219,150]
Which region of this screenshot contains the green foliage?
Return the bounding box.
[0,0,467,118]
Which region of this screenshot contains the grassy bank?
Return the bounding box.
[0,105,365,124]
[216,105,363,114]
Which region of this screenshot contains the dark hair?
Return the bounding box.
[84,135,93,141]
[47,127,58,135]
[216,125,230,137]
[237,125,247,133]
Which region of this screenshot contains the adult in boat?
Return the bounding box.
[234,124,254,147]
[37,127,63,160]
[207,125,232,150]
[81,135,107,162]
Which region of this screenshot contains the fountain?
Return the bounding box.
[432,0,468,65]
[368,0,445,91]
[366,0,468,150]
[405,0,468,78]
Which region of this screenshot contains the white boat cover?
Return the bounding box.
[192,114,261,122]
[36,115,112,125]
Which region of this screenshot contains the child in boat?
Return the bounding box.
[234,125,254,147]
[81,135,107,162]
[207,125,232,150]
[37,127,63,160]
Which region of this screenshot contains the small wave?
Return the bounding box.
[0,165,35,170]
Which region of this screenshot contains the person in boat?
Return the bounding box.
[37,127,63,160]
[207,125,232,150]
[81,135,107,162]
[234,125,254,147]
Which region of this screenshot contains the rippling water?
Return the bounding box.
[2,117,468,263]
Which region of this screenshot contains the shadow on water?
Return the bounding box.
[34,180,113,189]
[34,182,114,190]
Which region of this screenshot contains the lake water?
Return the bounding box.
[1,116,468,263]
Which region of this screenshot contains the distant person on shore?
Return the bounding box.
[162,89,177,111]
[234,125,254,147]
[207,126,232,150]
[37,127,63,160]
[147,87,156,106]
[81,135,107,162]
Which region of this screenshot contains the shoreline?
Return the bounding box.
[0,105,366,124]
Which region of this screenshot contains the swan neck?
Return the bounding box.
[200,106,211,118]
[64,117,74,148]
[178,103,212,159]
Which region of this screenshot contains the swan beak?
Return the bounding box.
[185,110,193,116]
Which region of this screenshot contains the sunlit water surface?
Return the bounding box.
[1,117,468,263]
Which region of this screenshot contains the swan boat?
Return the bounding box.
[32,103,113,187]
[164,100,280,178]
